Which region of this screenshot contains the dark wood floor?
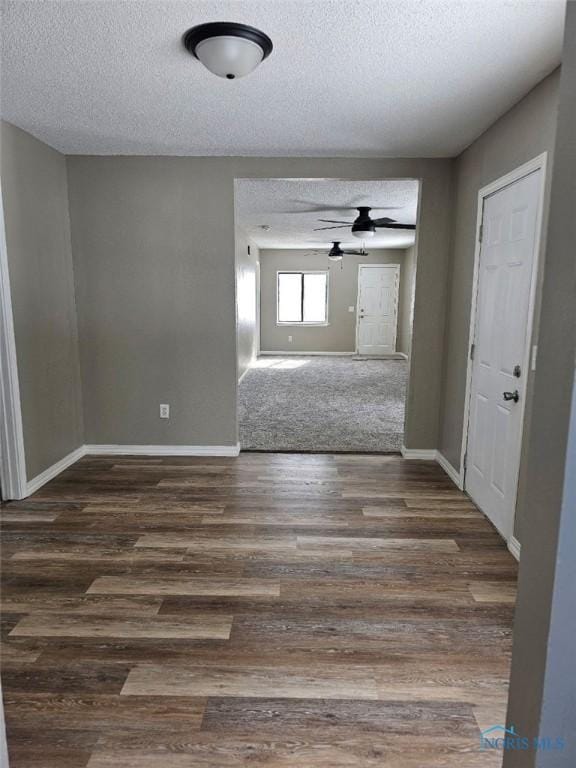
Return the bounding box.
[1,453,516,767]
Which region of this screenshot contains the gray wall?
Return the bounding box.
[438,69,560,539]
[0,121,83,479]
[236,229,259,381]
[505,7,576,762]
[398,245,416,359]
[67,157,453,450]
[259,248,413,354]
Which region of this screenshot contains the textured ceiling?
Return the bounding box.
[0,0,565,157]
[235,179,419,249]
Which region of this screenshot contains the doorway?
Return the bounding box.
[462,155,547,542]
[234,178,420,453]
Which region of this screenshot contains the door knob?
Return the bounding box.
[503,390,520,403]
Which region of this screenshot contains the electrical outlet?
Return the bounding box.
[348,306,355,313]
[160,404,170,419]
[288,335,293,343]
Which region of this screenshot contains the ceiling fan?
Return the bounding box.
[325,241,367,261]
[305,241,368,267]
[313,206,416,238]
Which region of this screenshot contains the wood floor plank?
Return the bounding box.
[342,490,469,500]
[201,515,351,527]
[362,505,481,519]
[122,663,380,700]
[0,645,42,664]
[1,663,131,694]
[4,692,206,731]
[1,595,163,616]
[10,613,233,640]
[297,535,460,552]
[468,581,517,604]
[1,510,62,522]
[87,575,280,597]
[86,734,505,768]
[200,696,479,737]
[135,534,297,551]
[0,452,517,767]
[10,547,186,563]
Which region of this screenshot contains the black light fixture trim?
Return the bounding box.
[183,22,273,62]
[351,206,376,236]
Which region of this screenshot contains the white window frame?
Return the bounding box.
[276,270,330,326]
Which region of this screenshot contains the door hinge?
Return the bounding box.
[479,223,484,243]
[463,452,468,471]
[470,343,476,361]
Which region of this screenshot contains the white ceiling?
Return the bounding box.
[235,179,419,249]
[0,0,565,157]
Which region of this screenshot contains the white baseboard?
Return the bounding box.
[259,351,355,357]
[508,535,521,561]
[26,445,87,496]
[401,446,437,460]
[238,368,249,384]
[259,351,406,359]
[19,442,520,564]
[436,451,464,490]
[402,447,520,558]
[23,443,241,497]
[401,447,463,489]
[84,444,241,457]
[354,352,408,360]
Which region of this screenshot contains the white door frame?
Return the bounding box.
[255,260,261,357]
[460,153,548,546]
[0,180,27,500]
[355,263,400,355]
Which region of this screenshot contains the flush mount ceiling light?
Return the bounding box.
[183,22,273,80]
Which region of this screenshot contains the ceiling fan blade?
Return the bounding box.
[313,224,353,231]
[375,223,416,230]
[282,199,402,214]
[371,217,397,225]
[317,218,352,225]
[285,200,358,213]
[342,250,367,255]
[279,207,342,214]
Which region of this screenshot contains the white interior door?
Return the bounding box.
[357,265,399,355]
[465,169,542,539]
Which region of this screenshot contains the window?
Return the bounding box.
[277,271,328,324]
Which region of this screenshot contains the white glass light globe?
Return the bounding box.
[352,229,375,239]
[195,35,264,79]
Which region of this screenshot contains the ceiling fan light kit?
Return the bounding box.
[351,206,375,238]
[352,227,375,238]
[313,206,416,235]
[183,22,273,79]
[327,242,368,260]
